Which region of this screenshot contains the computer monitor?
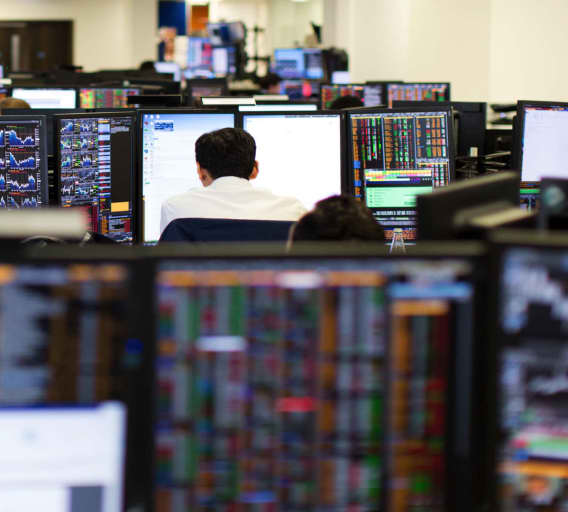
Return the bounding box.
[514,100,568,182]
[240,111,344,211]
[154,61,181,82]
[0,86,8,100]
[393,100,487,158]
[0,403,126,512]
[331,70,351,84]
[201,96,254,106]
[55,112,136,243]
[238,103,318,112]
[491,231,568,512]
[207,21,246,46]
[347,106,455,241]
[139,109,236,244]
[273,48,324,80]
[278,79,320,100]
[187,37,213,72]
[151,245,481,511]
[212,46,237,75]
[0,115,48,208]
[79,88,141,109]
[186,78,228,105]
[11,87,78,109]
[520,181,540,212]
[320,83,383,109]
[387,82,451,107]
[416,171,523,240]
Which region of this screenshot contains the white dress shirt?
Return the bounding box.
[160,176,308,234]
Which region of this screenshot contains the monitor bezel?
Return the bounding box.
[237,109,349,198]
[53,110,138,242]
[513,99,568,178]
[10,86,79,109]
[136,108,238,244]
[344,105,457,201]
[0,114,49,208]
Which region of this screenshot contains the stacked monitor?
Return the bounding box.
[11,87,78,109]
[212,46,237,75]
[493,234,568,511]
[56,112,136,242]
[152,250,479,511]
[139,110,236,244]
[347,106,454,241]
[79,88,141,108]
[240,112,344,212]
[273,48,324,80]
[387,83,450,107]
[278,79,320,100]
[0,115,48,208]
[320,83,384,109]
[186,37,214,77]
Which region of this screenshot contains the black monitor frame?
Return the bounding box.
[345,105,457,208]
[512,100,568,177]
[10,85,79,109]
[136,108,237,244]
[53,111,137,242]
[0,114,49,208]
[386,82,451,107]
[237,109,348,195]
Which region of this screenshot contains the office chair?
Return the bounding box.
[159,218,295,243]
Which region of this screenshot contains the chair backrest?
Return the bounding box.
[159,218,295,243]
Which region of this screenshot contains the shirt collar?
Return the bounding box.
[208,176,252,189]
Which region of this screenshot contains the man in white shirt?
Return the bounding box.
[160,128,307,234]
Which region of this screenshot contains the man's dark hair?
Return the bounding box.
[291,195,384,242]
[255,72,282,90]
[329,94,364,110]
[195,128,256,180]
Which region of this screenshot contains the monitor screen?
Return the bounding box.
[520,181,540,212]
[0,116,48,208]
[241,113,343,211]
[239,103,318,112]
[517,102,568,182]
[154,61,181,82]
[79,88,141,109]
[207,21,245,46]
[274,48,323,80]
[348,107,454,241]
[140,111,236,244]
[12,88,77,109]
[57,114,135,243]
[387,83,450,107]
[153,253,476,511]
[320,84,383,109]
[497,244,568,512]
[212,46,237,75]
[187,37,213,71]
[278,79,319,100]
[331,70,351,84]
[0,403,125,512]
[187,80,227,104]
[0,87,8,100]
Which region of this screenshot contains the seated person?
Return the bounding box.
[289,194,384,243]
[329,94,364,110]
[160,128,307,233]
[0,97,31,113]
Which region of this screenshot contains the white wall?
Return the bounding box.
[0,0,158,71]
[268,0,323,49]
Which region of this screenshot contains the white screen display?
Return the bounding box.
[239,104,318,112]
[141,112,235,243]
[0,403,125,512]
[243,114,343,211]
[12,88,77,109]
[522,106,568,181]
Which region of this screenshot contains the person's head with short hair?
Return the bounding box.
[329,94,364,110]
[195,127,258,186]
[289,194,384,244]
[255,72,282,94]
[0,97,31,113]
[139,60,156,72]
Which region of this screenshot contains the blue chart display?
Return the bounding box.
[0,121,43,208]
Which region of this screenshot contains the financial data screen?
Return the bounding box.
[520,105,568,182]
[274,48,323,80]
[141,112,235,243]
[0,118,46,208]
[499,247,568,512]
[242,113,343,211]
[12,88,77,109]
[187,38,213,72]
[79,88,141,109]
[58,115,135,243]
[387,84,450,108]
[154,257,474,511]
[349,109,452,241]
[320,84,383,109]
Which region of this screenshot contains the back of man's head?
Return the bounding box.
[195,127,256,180]
[291,195,384,243]
[0,97,31,113]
